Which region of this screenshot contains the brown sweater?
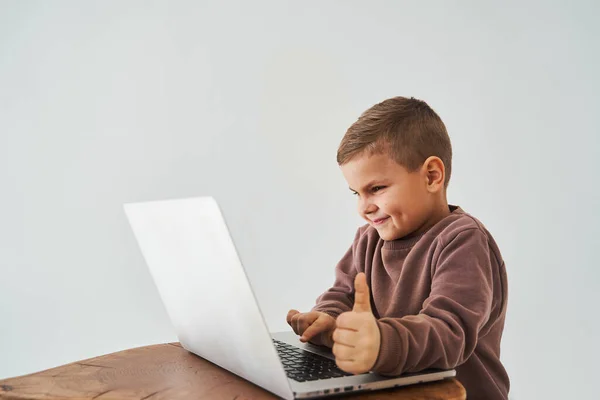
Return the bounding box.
[312,206,509,400]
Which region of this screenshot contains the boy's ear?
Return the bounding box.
[422,156,445,192]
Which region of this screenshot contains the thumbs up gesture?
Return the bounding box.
[332,273,381,375]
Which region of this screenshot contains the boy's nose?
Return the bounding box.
[359,199,378,216]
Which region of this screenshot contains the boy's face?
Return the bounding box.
[340,152,441,241]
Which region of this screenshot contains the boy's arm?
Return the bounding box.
[372,228,498,375]
[311,228,363,319]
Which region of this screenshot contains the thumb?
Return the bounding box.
[352,273,372,313]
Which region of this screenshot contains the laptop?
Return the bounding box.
[123,196,455,399]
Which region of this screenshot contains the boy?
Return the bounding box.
[286,97,509,400]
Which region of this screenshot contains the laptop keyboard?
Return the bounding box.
[273,339,353,382]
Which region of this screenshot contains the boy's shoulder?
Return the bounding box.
[430,206,492,246]
[423,206,504,264]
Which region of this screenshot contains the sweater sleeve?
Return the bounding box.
[372,228,495,375]
[311,228,362,319]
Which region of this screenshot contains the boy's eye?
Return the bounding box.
[371,186,385,193]
[351,191,359,196]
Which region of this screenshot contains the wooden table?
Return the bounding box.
[0,343,465,399]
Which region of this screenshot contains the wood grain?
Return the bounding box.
[0,343,465,399]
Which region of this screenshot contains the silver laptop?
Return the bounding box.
[123,196,455,399]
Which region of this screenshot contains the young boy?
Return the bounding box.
[286,97,509,400]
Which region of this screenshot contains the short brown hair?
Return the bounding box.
[337,96,452,187]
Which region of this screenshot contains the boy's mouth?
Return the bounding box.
[371,216,390,225]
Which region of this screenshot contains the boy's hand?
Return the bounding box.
[286,309,336,347]
[332,273,381,375]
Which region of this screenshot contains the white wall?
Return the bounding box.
[1,1,598,399]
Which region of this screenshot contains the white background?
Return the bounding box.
[1,1,598,399]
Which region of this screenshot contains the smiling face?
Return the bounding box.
[340,151,449,241]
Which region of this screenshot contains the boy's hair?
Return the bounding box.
[337,96,452,188]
